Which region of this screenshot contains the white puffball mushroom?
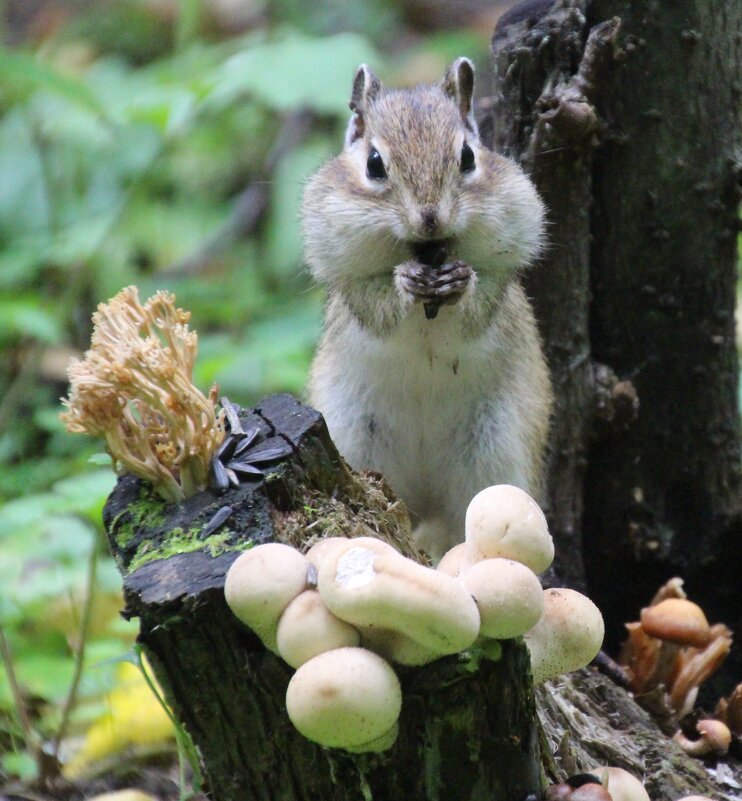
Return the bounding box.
[305,537,351,571]
[360,625,443,666]
[276,590,361,668]
[344,721,399,754]
[436,542,479,576]
[318,537,480,655]
[465,484,554,573]
[225,543,309,652]
[524,588,604,684]
[462,558,544,639]
[590,767,650,801]
[285,647,401,751]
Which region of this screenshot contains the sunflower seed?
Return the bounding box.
[202,505,234,537]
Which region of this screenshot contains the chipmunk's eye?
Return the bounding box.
[460,142,475,173]
[366,147,387,180]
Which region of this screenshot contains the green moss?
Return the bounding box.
[128,523,253,573]
[113,483,169,551]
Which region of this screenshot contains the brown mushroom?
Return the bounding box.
[715,681,742,736]
[640,599,712,648]
[672,719,731,757]
[634,599,711,696]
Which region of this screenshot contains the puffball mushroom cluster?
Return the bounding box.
[225,485,605,752]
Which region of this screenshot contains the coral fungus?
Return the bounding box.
[61,286,224,502]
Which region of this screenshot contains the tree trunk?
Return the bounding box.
[491,0,742,683]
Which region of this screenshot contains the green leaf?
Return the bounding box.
[88,453,113,467]
[0,297,62,344]
[52,470,117,523]
[209,31,383,115]
[265,137,335,278]
[1,751,38,781]
[0,49,110,120]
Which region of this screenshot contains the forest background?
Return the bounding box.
[0,0,739,796]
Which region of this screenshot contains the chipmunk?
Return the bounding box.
[303,57,552,560]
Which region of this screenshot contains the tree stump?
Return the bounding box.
[104,395,541,801]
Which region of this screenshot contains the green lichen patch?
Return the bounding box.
[128,525,251,573]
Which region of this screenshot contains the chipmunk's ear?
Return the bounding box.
[345,64,381,146]
[442,57,477,134]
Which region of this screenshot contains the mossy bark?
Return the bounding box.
[104,395,541,801]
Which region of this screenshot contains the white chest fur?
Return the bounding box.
[309,302,526,556]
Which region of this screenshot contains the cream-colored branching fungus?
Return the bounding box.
[61,286,225,502]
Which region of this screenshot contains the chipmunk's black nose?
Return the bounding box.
[420,205,438,234]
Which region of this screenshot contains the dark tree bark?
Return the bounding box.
[492,0,742,682]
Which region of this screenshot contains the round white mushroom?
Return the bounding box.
[305,537,351,571]
[317,537,480,655]
[462,558,544,640]
[464,485,554,573]
[524,588,604,684]
[285,647,401,751]
[276,590,361,668]
[224,543,309,652]
[359,625,443,666]
[436,542,479,577]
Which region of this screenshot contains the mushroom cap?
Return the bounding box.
[305,537,351,570]
[225,543,309,651]
[276,590,361,669]
[344,721,399,753]
[285,647,401,750]
[524,588,604,684]
[359,625,443,666]
[673,719,732,756]
[640,598,711,647]
[462,558,544,639]
[436,542,478,577]
[464,485,554,573]
[318,537,480,655]
[590,767,650,801]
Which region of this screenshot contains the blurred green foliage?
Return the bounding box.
[0,0,492,786]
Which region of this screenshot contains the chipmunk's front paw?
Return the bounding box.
[395,260,474,319]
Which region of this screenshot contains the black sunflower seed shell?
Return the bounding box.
[232,427,263,458]
[227,460,265,478]
[225,467,240,488]
[209,456,230,492]
[216,432,239,462]
[220,396,244,436]
[244,444,292,464]
[202,505,233,538]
